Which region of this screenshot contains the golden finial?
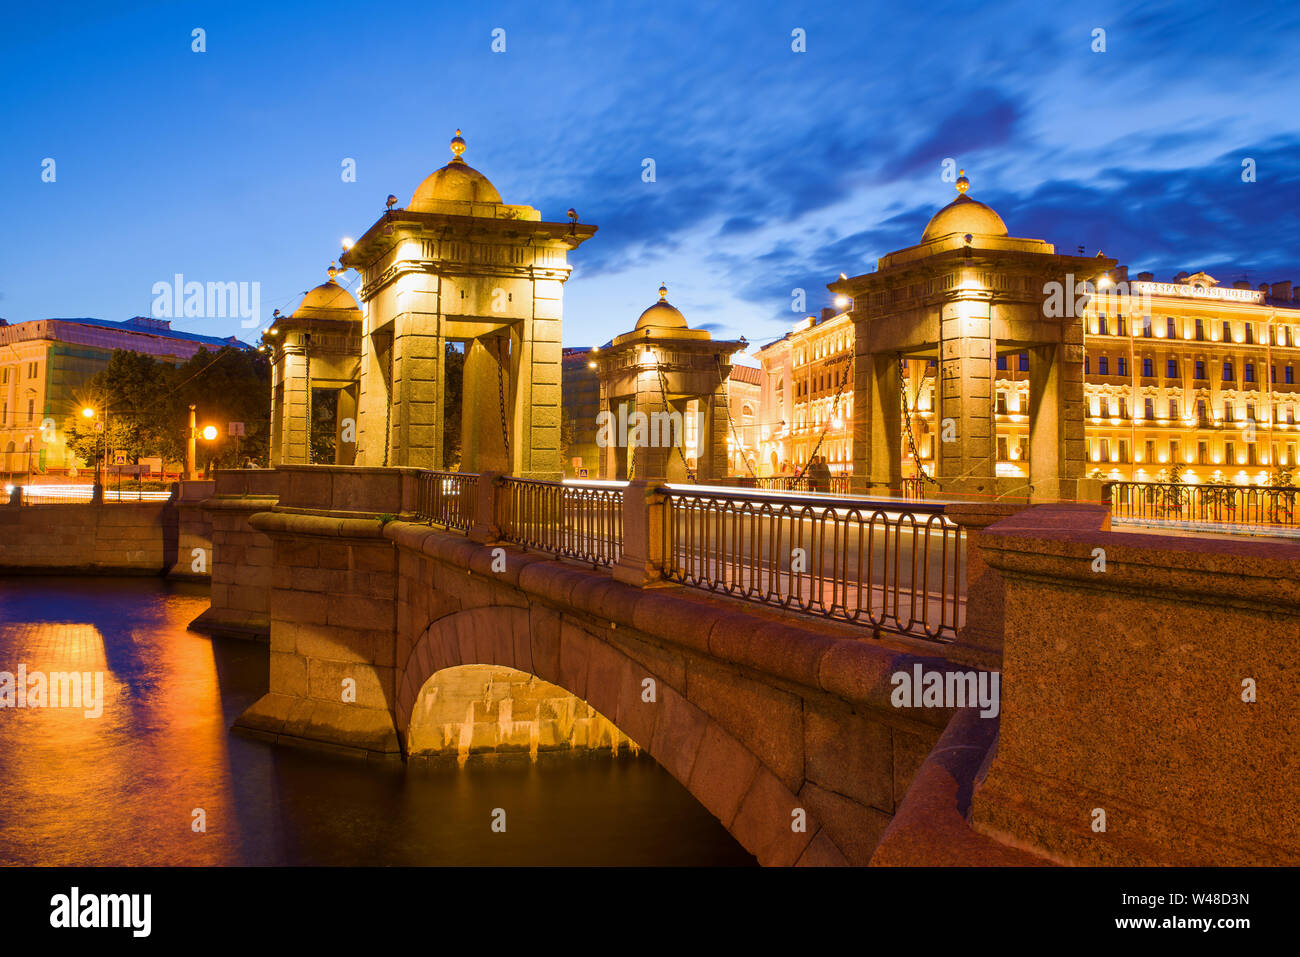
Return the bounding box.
[658,282,668,301]
[450,129,466,162]
[955,169,970,195]
[327,261,339,281]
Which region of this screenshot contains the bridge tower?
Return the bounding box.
[267,264,363,466]
[593,284,743,482]
[830,172,1114,502]
[339,131,597,478]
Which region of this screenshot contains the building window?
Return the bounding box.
[26,399,34,423]
[1247,402,1256,422]
[1223,321,1232,341]
[1245,323,1255,344]
[997,436,1009,461]
[1226,440,1236,464]
[1224,400,1234,420]
[1287,366,1295,385]
[1245,363,1256,383]
[1248,444,1257,466]
[1168,399,1178,419]
[1119,439,1130,463]
[1195,318,1205,341]
[1119,397,1129,418]
[1144,397,1154,419]
[1194,360,1205,380]
[996,355,1007,371]
[996,392,1008,415]
[1142,317,1153,337]
[1117,356,1127,376]
[1166,317,1177,338]
[1166,358,1178,379]
[0,368,7,385]
[1197,399,1208,425]
[1099,438,1110,462]
[1144,439,1154,463]
[1098,315,1108,335]
[1197,440,1208,464]
[1117,315,1127,336]
[1170,439,1180,463]
[1085,356,1090,374]
[1098,356,1109,375]
[1018,353,1028,371]
[1223,361,1233,382]
[1142,357,1154,377]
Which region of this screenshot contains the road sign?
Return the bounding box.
[93,421,104,433]
[113,451,127,465]
[228,422,246,437]
[579,468,589,478]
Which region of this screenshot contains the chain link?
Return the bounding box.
[796,353,854,483]
[496,335,511,464]
[898,352,938,486]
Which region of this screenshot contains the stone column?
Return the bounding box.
[280,349,310,465]
[632,368,671,481]
[518,288,564,480]
[861,352,902,495]
[700,385,729,483]
[390,313,444,468]
[938,298,997,496]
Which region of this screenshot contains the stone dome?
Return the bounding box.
[635,284,689,332]
[921,170,1007,242]
[409,130,503,210]
[292,264,362,321]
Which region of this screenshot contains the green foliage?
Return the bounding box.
[65,346,270,470]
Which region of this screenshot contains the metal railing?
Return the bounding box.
[752,475,852,495]
[1106,480,1299,528]
[658,486,964,641]
[499,477,623,567]
[414,470,477,531]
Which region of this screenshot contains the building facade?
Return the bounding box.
[758,210,1300,494]
[0,316,246,476]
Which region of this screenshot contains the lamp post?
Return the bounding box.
[187,405,198,480]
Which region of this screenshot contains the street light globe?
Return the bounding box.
[202,425,219,441]
[81,407,95,418]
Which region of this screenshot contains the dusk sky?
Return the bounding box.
[2,0,1298,352]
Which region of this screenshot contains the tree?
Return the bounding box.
[64,346,270,471]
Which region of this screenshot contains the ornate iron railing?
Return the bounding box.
[1105,481,1299,528]
[658,486,964,641]
[499,478,623,567]
[414,471,478,531]
[751,475,852,495]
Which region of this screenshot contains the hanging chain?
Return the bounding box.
[496,335,511,463]
[898,352,938,486]
[716,355,758,478]
[796,353,854,483]
[651,349,697,483]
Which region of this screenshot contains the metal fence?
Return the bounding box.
[414,471,478,531]
[658,486,964,641]
[1,484,174,505]
[499,477,623,567]
[1106,481,1299,528]
[752,475,852,495]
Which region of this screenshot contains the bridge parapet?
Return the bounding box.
[972,504,1300,865]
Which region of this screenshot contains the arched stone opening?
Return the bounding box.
[395,603,836,865]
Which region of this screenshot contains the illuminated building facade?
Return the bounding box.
[0,316,246,475]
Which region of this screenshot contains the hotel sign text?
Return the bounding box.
[1132,281,1264,304]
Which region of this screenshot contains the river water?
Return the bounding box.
[0,577,754,866]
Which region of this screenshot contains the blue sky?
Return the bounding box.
[1,0,1297,351]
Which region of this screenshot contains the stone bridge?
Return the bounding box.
[195,465,978,866]
[191,465,1300,867]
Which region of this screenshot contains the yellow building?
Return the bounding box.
[758,272,1300,490]
[988,271,1300,486]
[0,316,247,476]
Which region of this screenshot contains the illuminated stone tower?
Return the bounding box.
[340,131,596,477]
[267,264,363,466]
[594,284,742,482]
[830,172,1113,502]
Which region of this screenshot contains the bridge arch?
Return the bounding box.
[395,603,835,866]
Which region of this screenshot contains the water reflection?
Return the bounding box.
[0,577,754,866]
